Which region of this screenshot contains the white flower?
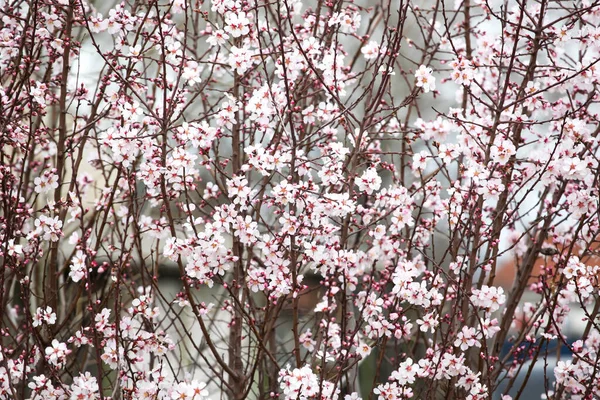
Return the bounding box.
[454,326,481,351]
[345,394,362,400]
[206,29,229,47]
[69,250,87,282]
[100,338,121,369]
[416,312,439,333]
[6,239,23,256]
[415,64,436,93]
[170,382,194,400]
[228,46,254,75]
[224,12,250,38]
[71,372,99,400]
[357,342,372,359]
[357,167,382,195]
[470,285,506,312]
[450,58,474,86]
[34,215,63,242]
[490,139,516,165]
[128,45,141,57]
[33,306,57,327]
[34,173,59,194]
[45,340,70,367]
[361,41,380,60]
[390,358,421,385]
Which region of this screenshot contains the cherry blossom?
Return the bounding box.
[2,0,600,398]
[414,65,436,93]
[225,12,251,38]
[356,167,382,195]
[45,340,70,368]
[32,307,56,328]
[361,41,381,60]
[34,172,59,194]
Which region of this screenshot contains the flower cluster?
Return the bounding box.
[2,0,600,398]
